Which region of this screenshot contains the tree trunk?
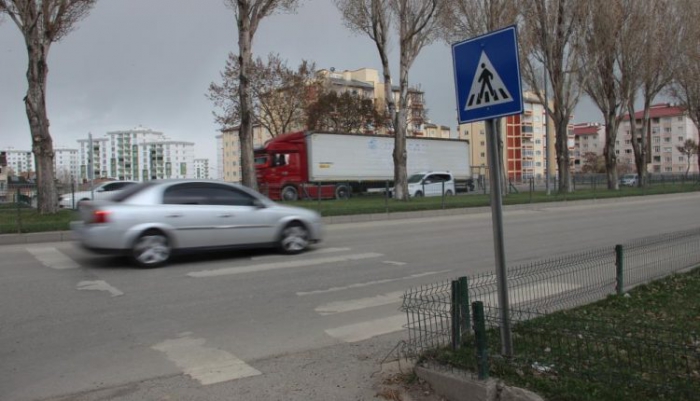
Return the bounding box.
[630,98,650,187]
[393,52,409,201]
[603,113,619,190]
[554,114,571,193]
[237,9,257,191]
[25,38,57,214]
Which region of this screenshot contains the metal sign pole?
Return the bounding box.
[485,118,513,357]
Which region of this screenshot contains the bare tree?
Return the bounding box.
[223,0,299,190]
[306,90,386,133]
[334,0,400,192]
[389,0,443,200]
[0,0,96,213]
[208,53,316,138]
[621,0,677,187]
[670,0,700,174]
[579,0,634,190]
[519,0,588,193]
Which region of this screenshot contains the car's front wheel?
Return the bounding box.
[278,222,310,254]
[131,230,171,268]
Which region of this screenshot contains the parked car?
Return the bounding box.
[70,180,324,267]
[390,171,456,198]
[59,180,138,209]
[619,174,638,187]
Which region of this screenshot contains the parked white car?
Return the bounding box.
[390,171,456,198]
[619,174,638,187]
[59,180,137,209]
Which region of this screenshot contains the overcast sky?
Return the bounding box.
[1,0,605,164]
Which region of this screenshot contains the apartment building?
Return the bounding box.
[317,68,435,137]
[54,147,80,183]
[458,92,560,182]
[216,134,224,180]
[142,140,195,181]
[0,149,34,176]
[617,103,699,175]
[423,123,452,139]
[572,123,605,173]
[78,137,109,181]
[194,158,211,179]
[220,125,269,183]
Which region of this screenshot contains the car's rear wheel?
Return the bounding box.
[445,190,454,196]
[131,230,171,268]
[414,191,424,198]
[76,198,90,210]
[279,222,310,254]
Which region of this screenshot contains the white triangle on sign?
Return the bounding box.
[464,51,513,111]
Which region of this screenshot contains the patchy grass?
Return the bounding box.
[0,206,77,234]
[427,267,700,401]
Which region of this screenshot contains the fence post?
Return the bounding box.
[615,244,624,295]
[441,181,445,209]
[451,280,460,350]
[472,301,489,380]
[459,276,469,342]
[16,187,22,233]
[385,180,389,214]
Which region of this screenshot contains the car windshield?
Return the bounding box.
[407,174,425,183]
[110,181,156,202]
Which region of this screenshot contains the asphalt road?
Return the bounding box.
[2,192,699,401]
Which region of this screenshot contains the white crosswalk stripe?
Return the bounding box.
[27,247,80,269]
[296,271,449,296]
[187,252,383,278]
[315,291,404,315]
[153,333,261,385]
[325,315,406,343]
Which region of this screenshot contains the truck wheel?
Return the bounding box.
[335,184,350,200]
[281,185,298,201]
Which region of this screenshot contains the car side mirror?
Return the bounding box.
[253,199,266,209]
[96,188,105,193]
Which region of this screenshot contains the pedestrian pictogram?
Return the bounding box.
[452,25,523,124]
[466,52,512,111]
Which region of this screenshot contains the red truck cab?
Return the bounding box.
[255,131,342,201]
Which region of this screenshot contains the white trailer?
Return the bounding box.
[306,132,471,184]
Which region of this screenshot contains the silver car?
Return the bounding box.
[71,180,324,267]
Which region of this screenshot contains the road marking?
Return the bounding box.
[76,280,124,297]
[152,334,261,385]
[315,291,404,315]
[188,253,384,278]
[27,247,80,269]
[325,314,405,343]
[250,247,351,261]
[383,261,407,266]
[296,271,449,296]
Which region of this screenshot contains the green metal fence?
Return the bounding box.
[402,227,700,360]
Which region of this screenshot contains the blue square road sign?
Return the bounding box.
[452,25,523,124]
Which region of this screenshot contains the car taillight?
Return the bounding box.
[92,210,111,224]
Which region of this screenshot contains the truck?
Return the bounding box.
[254,131,472,201]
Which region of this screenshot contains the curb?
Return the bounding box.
[2,192,698,246]
[415,365,544,401]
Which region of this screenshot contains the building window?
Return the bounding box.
[664,137,671,143]
[679,156,685,162]
[653,136,660,143]
[654,146,660,153]
[480,152,485,157]
[678,136,684,142]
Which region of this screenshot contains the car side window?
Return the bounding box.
[201,184,257,207]
[163,183,207,205]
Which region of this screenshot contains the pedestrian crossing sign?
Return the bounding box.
[452,25,523,124]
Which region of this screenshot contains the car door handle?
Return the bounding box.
[166,214,182,218]
[218,214,233,218]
